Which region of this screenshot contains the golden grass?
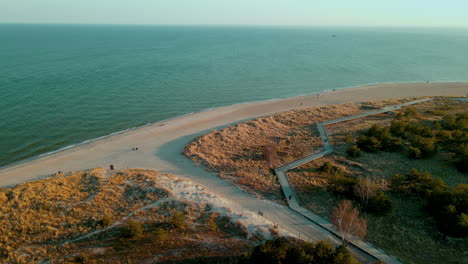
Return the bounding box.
[185,98,417,200]
[0,168,253,263]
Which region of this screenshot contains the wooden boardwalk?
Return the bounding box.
[274,97,434,264]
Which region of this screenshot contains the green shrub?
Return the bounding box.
[404,107,418,117]
[357,135,381,152]
[409,136,437,158]
[346,145,361,158]
[320,161,344,176]
[390,120,409,138]
[345,133,354,144]
[364,191,392,216]
[390,169,447,197]
[428,184,468,237]
[123,220,144,238]
[170,211,186,230]
[250,238,359,264]
[456,113,468,130]
[408,146,422,159]
[366,124,384,138]
[328,173,357,196]
[442,114,457,130]
[453,144,468,173]
[72,254,91,264]
[407,123,433,138]
[395,112,404,120]
[153,227,169,244]
[436,130,452,143]
[452,130,468,145]
[207,217,218,232]
[320,161,335,174]
[381,135,404,152]
[98,215,113,228]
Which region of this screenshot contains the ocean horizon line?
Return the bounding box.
[2,22,468,30]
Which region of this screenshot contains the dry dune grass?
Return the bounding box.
[185,97,417,199]
[0,168,252,263]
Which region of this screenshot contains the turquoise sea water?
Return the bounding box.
[1,24,468,167]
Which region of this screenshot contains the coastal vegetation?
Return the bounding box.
[0,169,256,263]
[185,97,468,264]
[184,97,414,200]
[245,237,360,264]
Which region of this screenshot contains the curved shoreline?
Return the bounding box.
[1,80,467,171]
[0,82,467,187]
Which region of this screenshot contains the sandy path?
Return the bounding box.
[1,82,467,261]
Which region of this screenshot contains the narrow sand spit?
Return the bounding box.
[0,82,467,261]
[1,82,466,186]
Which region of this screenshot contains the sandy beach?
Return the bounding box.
[1,82,467,187]
[1,82,466,263]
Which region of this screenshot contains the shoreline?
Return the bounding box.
[0,82,467,187]
[1,80,466,171]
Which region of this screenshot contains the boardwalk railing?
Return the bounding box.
[274,98,434,264]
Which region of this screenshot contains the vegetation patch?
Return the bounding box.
[0,169,254,263]
[185,97,467,264]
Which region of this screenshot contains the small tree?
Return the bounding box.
[331,200,367,245]
[353,177,378,205]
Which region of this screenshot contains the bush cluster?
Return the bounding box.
[356,112,468,171]
[357,124,404,153]
[391,169,467,237]
[390,169,447,197]
[346,145,361,158]
[320,161,344,177]
[440,113,468,131]
[428,184,468,238]
[326,163,392,216]
[123,220,144,238]
[453,143,468,173]
[364,191,393,216]
[328,172,357,196]
[246,238,360,264]
[408,136,437,158]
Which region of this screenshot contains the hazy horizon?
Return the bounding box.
[1,0,467,28]
[1,22,468,30]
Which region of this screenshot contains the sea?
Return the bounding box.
[1,24,468,168]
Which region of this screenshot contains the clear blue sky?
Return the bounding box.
[1,0,467,27]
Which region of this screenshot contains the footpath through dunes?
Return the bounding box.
[0,82,467,262]
[275,98,434,264]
